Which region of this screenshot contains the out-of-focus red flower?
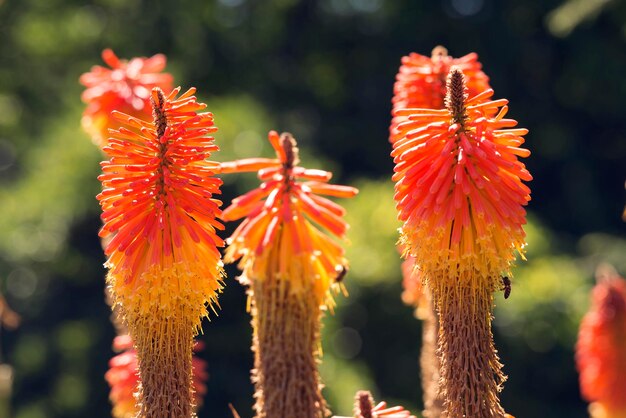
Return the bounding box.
[390,46,490,144]
[576,266,626,417]
[105,335,137,418]
[80,49,173,147]
[105,335,208,418]
[220,130,358,307]
[397,245,429,318]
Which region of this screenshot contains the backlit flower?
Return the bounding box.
[393,68,531,283]
[99,86,224,310]
[576,266,626,418]
[390,46,490,143]
[105,335,209,418]
[392,67,530,417]
[80,49,173,147]
[98,86,223,417]
[221,130,358,307]
[221,131,357,418]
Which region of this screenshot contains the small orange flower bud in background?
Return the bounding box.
[221,131,357,418]
[393,67,530,417]
[576,265,626,418]
[351,390,416,418]
[390,46,490,144]
[98,86,223,417]
[80,49,173,147]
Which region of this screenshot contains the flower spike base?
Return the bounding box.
[251,275,325,418]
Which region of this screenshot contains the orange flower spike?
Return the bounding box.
[80,49,173,147]
[222,131,357,418]
[394,68,531,281]
[576,266,626,418]
[393,67,530,417]
[99,87,224,288]
[390,46,490,143]
[98,86,223,418]
[222,130,358,306]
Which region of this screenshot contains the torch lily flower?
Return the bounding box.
[392,67,531,417]
[105,335,209,418]
[576,265,626,418]
[393,67,531,284]
[221,130,358,308]
[221,131,357,418]
[80,49,173,147]
[392,47,490,418]
[390,46,490,144]
[98,86,223,417]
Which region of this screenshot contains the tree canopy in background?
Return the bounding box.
[0,0,625,417]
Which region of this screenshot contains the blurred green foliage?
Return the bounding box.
[0,0,625,417]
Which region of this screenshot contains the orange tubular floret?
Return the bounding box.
[218,158,278,174]
[393,68,530,281]
[222,131,358,307]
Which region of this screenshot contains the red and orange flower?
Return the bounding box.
[392,67,530,417]
[220,131,357,417]
[98,87,224,315]
[390,46,490,144]
[221,130,358,307]
[393,68,531,284]
[80,49,173,147]
[576,266,626,418]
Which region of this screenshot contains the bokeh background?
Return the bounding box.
[0,0,625,417]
